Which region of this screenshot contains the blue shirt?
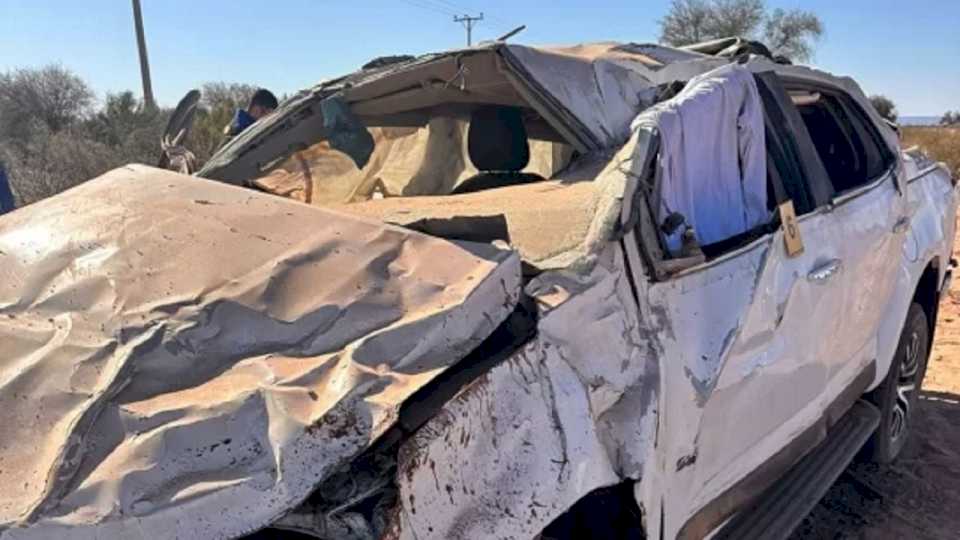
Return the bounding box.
[227,109,257,137]
[0,164,14,215]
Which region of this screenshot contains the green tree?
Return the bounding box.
[659,0,824,63]
[0,64,93,149]
[869,95,898,123]
[88,91,149,144]
[186,82,258,165]
[763,8,823,62]
[0,66,171,206]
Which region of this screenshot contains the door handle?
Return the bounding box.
[893,216,910,234]
[807,259,843,283]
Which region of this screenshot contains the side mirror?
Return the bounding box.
[158,89,201,171]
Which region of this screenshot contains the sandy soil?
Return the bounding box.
[791,233,960,539]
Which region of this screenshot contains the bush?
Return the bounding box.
[869,95,898,123]
[903,126,960,176]
[0,66,172,207]
[1,125,115,205]
[0,64,93,144]
[186,82,257,165]
[0,64,273,209]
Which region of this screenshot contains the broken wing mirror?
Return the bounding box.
[158,89,201,172]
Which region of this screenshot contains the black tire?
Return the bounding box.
[863,302,930,464]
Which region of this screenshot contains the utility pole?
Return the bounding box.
[131,0,156,110]
[454,13,484,47]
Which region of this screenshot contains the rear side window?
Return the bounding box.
[793,91,895,194]
[753,72,834,216]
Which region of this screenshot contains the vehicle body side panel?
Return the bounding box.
[822,175,904,382]
[390,245,660,539]
[642,202,890,538]
[872,162,958,389]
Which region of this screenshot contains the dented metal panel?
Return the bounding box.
[198,42,676,185]
[640,207,869,538]
[0,166,522,539]
[502,44,658,148]
[612,64,905,537]
[390,245,658,539]
[872,159,958,389]
[2,35,957,540]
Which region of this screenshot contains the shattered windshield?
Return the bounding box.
[197,44,663,196]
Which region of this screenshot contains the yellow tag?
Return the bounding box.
[780,200,804,257]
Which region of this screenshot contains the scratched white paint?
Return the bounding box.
[391,245,659,539]
[627,133,957,540]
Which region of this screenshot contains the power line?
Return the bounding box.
[397,0,458,17]
[419,0,465,16]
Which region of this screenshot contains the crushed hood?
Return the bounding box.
[0,165,522,538]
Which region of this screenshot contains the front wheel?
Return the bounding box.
[864,302,930,463]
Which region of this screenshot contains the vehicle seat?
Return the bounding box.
[451,106,545,195]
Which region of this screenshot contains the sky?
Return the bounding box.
[0,0,957,116]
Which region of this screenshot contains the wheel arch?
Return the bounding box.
[870,255,943,392]
[913,256,942,347]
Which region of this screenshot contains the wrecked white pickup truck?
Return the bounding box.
[1,38,957,540]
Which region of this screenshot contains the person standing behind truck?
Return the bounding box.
[224,88,279,139]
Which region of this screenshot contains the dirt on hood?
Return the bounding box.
[0,165,522,539]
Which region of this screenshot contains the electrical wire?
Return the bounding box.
[396,0,458,17]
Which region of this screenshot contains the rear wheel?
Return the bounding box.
[864,302,929,463]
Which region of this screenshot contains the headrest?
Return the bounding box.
[468,106,530,172]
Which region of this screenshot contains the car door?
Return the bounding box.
[783,82,907,383]
[627,71,860,540]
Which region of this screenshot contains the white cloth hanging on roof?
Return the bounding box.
[633,63,767,252]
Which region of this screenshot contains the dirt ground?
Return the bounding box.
[791,231,960,539]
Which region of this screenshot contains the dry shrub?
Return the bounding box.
[902,126,960,176]
[2,128,115,205]
[0,65,254,208]
[185,83,257,165]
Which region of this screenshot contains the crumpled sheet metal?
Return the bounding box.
[0,165,522,538]
[200,41,708,184]
[389,244,658,539]
[504,43,658,148]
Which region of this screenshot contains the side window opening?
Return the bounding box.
[633,71,896,281]
[791,89,896,195]
[696,73,832,259]
[753,72,835,215]
[634,70,801,270]
[638,67,773,266]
